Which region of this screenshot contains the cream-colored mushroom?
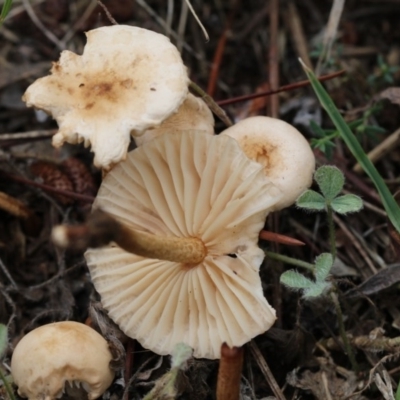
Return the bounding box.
[221,116,315,210]
[134,93,214,146]
[84,130,280,359]
[11,321,115,400]
[23,25,189,170]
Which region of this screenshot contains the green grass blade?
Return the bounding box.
[300,60,400,234]
[0,0,13,25]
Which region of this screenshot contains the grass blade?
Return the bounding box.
[300,60,400,234]
[0,0,13,25]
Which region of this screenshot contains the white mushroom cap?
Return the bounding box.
[85,130,279,359]
[221,116,315,210]
[11,321,115,400]
[134,93,214,146]
[23,25,189,169]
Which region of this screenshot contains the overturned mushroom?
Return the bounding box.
[11,321,115,400]
[221,116,315,210]
[23,25,189,169]
[81,130,279,359]
[134,93,214,146]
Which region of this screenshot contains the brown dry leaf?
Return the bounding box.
[287,357,367,400]
[375,87,400,106]
[30,160,74,205]
[346,265,400,298]
[0,62,51,90]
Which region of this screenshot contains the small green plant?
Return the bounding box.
[280,166,362,293]
[0,324,15,400]
[276,166,362,371]
[368,54,400,87]
[280,252,333,298]
[298,165,363,258]
[0,0,13,26]
[300,59,400,235]
[310,104,385,160]
[143,343,193,400]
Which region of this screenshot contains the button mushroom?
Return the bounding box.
[23,25,189,170]
[221,116,315,210]
[11,321,115,400]
[84,130,279,359]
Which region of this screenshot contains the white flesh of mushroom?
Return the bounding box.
[11,321,114,400]
[221,116,315,210]
[23,25,189,170]
[134,93,214,146]
[85,130,280,359]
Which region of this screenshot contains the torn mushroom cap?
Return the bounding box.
[134,93,214,146]
[221,116,315,210]
[11,321,114,400]
[23,25,189,170]
[85,130,279,359]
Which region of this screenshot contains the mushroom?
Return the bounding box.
[134,93,214,146]
[221,116,315,210]
[84,130,279,359]
[11,321,115,400]
[23,25,189,170]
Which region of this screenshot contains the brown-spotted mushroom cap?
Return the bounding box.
[85,130,279,359]
[11,321,114,400]
[23,25,189,170]
[134,93,214,146]
[221,116,315,210]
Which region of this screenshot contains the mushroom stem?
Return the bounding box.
[216,343,244,400]
[52,209,207,264]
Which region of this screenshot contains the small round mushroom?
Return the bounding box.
[11,321,115,400]
[85,130,279,359]
[134,93,214,146]
[221,116,315,210]
[23,25,189,170]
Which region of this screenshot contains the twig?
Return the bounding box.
[217,70,346,106]
[353,127,400,173]
[285,1,312,68]
[0,129,56,141]
[0,171,95,204]
[189,81,233,127]
[61,0,98,44]
[333,215,378,275]
[97,0,118,24]
[207,0,240,97]
[21,0,65,50]
[135,0,204,61]
[267,0,280,117]
[177,0,189,53]
[0,257,18,289]
[249,341,286,400]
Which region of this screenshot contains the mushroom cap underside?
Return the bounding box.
[85,130,279,359]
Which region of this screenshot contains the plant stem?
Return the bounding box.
[326,204,337,259]
[0,368,15,400]
[330,290,358,372]
[265,250,315,271]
